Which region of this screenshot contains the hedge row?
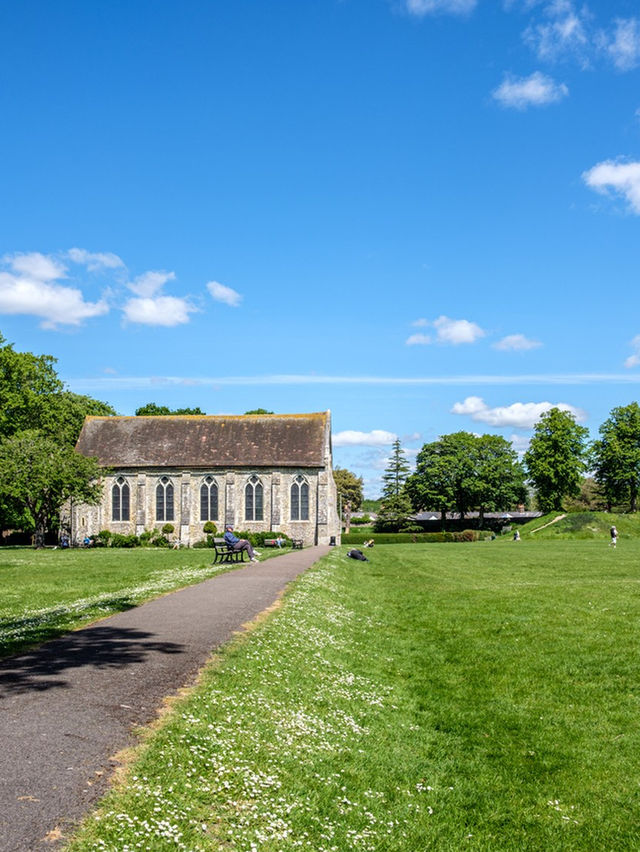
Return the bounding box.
[342,530,482,545]
[93,529,293,549]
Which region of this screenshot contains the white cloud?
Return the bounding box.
[68,248,125,271]
[207,280,243,307]
[333,429,398,447]
[583,159,640,214]
[412,318,429,327]
[433,315,485,344]
[5,251,66,281]
[600,18,640,71]
[493,333,542,351]
[406,333,432,345]
[492,72,568,109]
[404,0,476,16]
[0,252,108,328]
[127,270,176,298]
[122,295,196,327]
[407,316,484,345]
[624,334,640,368]
[0,271,108,328]
[451,395,586,428]
[510,433,531,455]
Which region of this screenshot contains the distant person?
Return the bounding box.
[224,525,260,562]
[83,536,92,547]
[363,539,375,548]
[513,530,520,541]
[60,534,70,549]
[610,525,618,548]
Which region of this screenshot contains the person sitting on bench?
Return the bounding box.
[224,525,261,562]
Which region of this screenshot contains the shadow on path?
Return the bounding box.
[0,626,184,696]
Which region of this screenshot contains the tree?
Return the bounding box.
[39,392,116,445]
[406,432,477,525]
[375,439,414,531]
[524,408,589,513]
[591,402,640,512]
[0,430,103,547]
[0,333,62,438]
[406,432,526,526]
[474,434,527,523]
[135,403,205,416]
[333,467,363,532]
[244,408,274,415]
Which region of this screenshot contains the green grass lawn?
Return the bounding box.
[0,547,289,659]
[65,540,640,851]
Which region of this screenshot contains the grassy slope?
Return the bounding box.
[517,511,640,540]
[67,542,640,851]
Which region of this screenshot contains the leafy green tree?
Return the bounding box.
[333,467,364,531]
[39,392,116,445]
[135,403,205,416]
[591,402,640,512]
[0,430,103,547]
[0,333,62,438]
[475,434,527,523]
[244,408,274,415]
[524,408,589,513]
[406,432,478,524]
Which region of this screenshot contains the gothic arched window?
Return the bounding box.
[245,475,263,521]
[291,475,309,521]
[200,476,219,521]
[112,477,130,521]
[156,477,174,522]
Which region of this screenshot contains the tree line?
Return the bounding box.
[334,404,640,531]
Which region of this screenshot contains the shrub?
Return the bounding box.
[203,521,217,535]
[350,515,372,526]
[152,534,170,548]
[162,523,175,536]
[342,530,481,545]
[110,533,140,548]
[96,530,112,546]
[139,530,154,546]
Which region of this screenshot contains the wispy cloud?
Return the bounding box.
[0,252,108,328]
[403,0,476,17]
[524,1,591,66]
[406,315,485,345]
[333,429,398,447]
[492,71,568,109]
[207,280,243,307]
[493,333,542,351]
[68,248,125,271]
[65,372,640,393]
[582,159,640,213]
[600,17,640,71]
[451,395,586,428]
[625,334,640,368]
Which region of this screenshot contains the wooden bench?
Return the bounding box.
[291,539,303,549]
[212,538,248,564]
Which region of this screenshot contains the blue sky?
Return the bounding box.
[2,0,640,496]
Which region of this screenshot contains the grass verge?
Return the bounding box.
[66,541,640,851]
[0,547,286,659]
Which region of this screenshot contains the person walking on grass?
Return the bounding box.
[610,525,618,548]
[224,525,261,562]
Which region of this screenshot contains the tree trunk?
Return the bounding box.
[33,522,46,549]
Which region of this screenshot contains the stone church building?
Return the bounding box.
[72,411,341,547]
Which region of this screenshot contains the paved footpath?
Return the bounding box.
[0,546,329,851]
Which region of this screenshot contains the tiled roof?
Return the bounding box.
[76,412,329,468]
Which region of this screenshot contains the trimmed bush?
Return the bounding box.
[203,521,217,535]
[342,530,482,545]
